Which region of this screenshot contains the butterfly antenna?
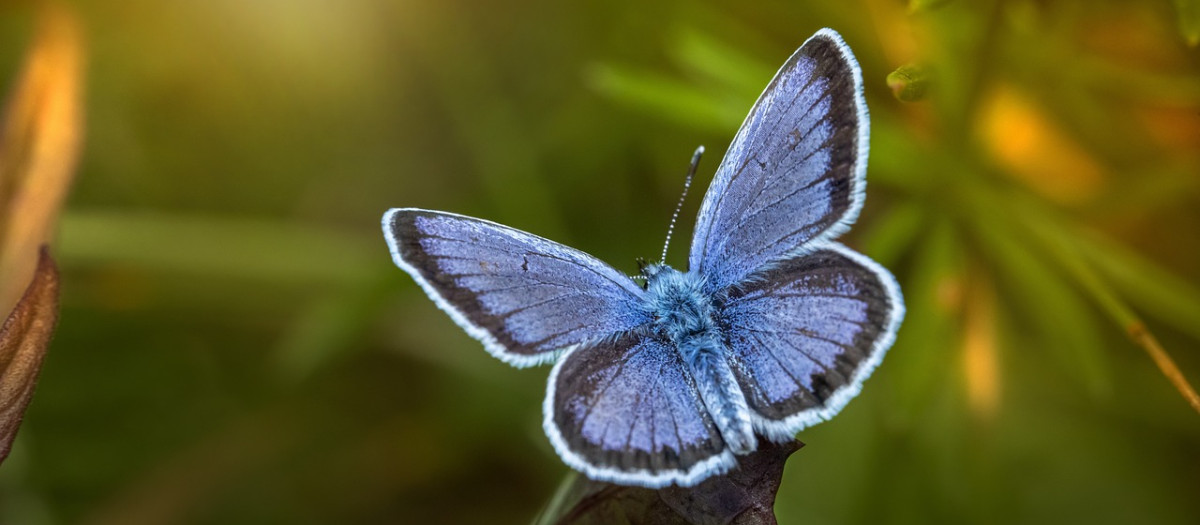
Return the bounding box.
[660,146,704,264]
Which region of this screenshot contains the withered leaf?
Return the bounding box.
[0,247,59,464]
[537,440,802,525]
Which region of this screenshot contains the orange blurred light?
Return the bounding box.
[962,278,1000,419]
[978,86,1105,205]
[0,3,84,314]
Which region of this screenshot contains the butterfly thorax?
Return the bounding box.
[642,264,755,454]
[642,265,717,347]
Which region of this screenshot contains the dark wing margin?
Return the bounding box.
[382,208,649,367]
[544,333,736,488]
[689,28,869,293]
[719,244,903,442]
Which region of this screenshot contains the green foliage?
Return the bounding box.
[3,1,1199,524]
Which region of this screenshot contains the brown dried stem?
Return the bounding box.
[0,247,60,463]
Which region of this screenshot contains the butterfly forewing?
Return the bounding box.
[690,29,868,292]
[719,245,903,441]
[383,209,650,367]
[545,333,736,487]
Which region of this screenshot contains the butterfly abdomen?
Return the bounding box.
[644,266,755,455]
[679,337,755,455]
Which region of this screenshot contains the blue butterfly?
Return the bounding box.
[382,28,903,488]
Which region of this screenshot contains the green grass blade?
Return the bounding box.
[965,190,1111,397]
[586,64,744,131]
[1074,231,1200,343]
[670,30,774,98]
[57,210,381,286]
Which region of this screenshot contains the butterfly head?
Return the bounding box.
[638,260,669,282]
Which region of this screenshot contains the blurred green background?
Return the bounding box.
[1,0,1199,523]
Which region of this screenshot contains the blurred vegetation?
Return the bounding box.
[0,0,1196,523]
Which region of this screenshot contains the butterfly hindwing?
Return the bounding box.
[690,29,869,292]
[545,333,736,488]
[718,244,903,441]
[383,208,650,367]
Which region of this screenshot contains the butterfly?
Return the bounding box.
[382,28,903,488]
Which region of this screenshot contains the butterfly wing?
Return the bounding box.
[545,332,736,488]
[717,244,903,441]
[383,208,649,367]
[689,29,869,293]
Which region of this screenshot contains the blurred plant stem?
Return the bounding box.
[57,210,381,287]
[0,3,83,466]
[958,177,1200,414]
[1010,194,1200,414]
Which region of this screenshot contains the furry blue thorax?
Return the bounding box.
[641,263,755,454]
[642,264,717,346]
